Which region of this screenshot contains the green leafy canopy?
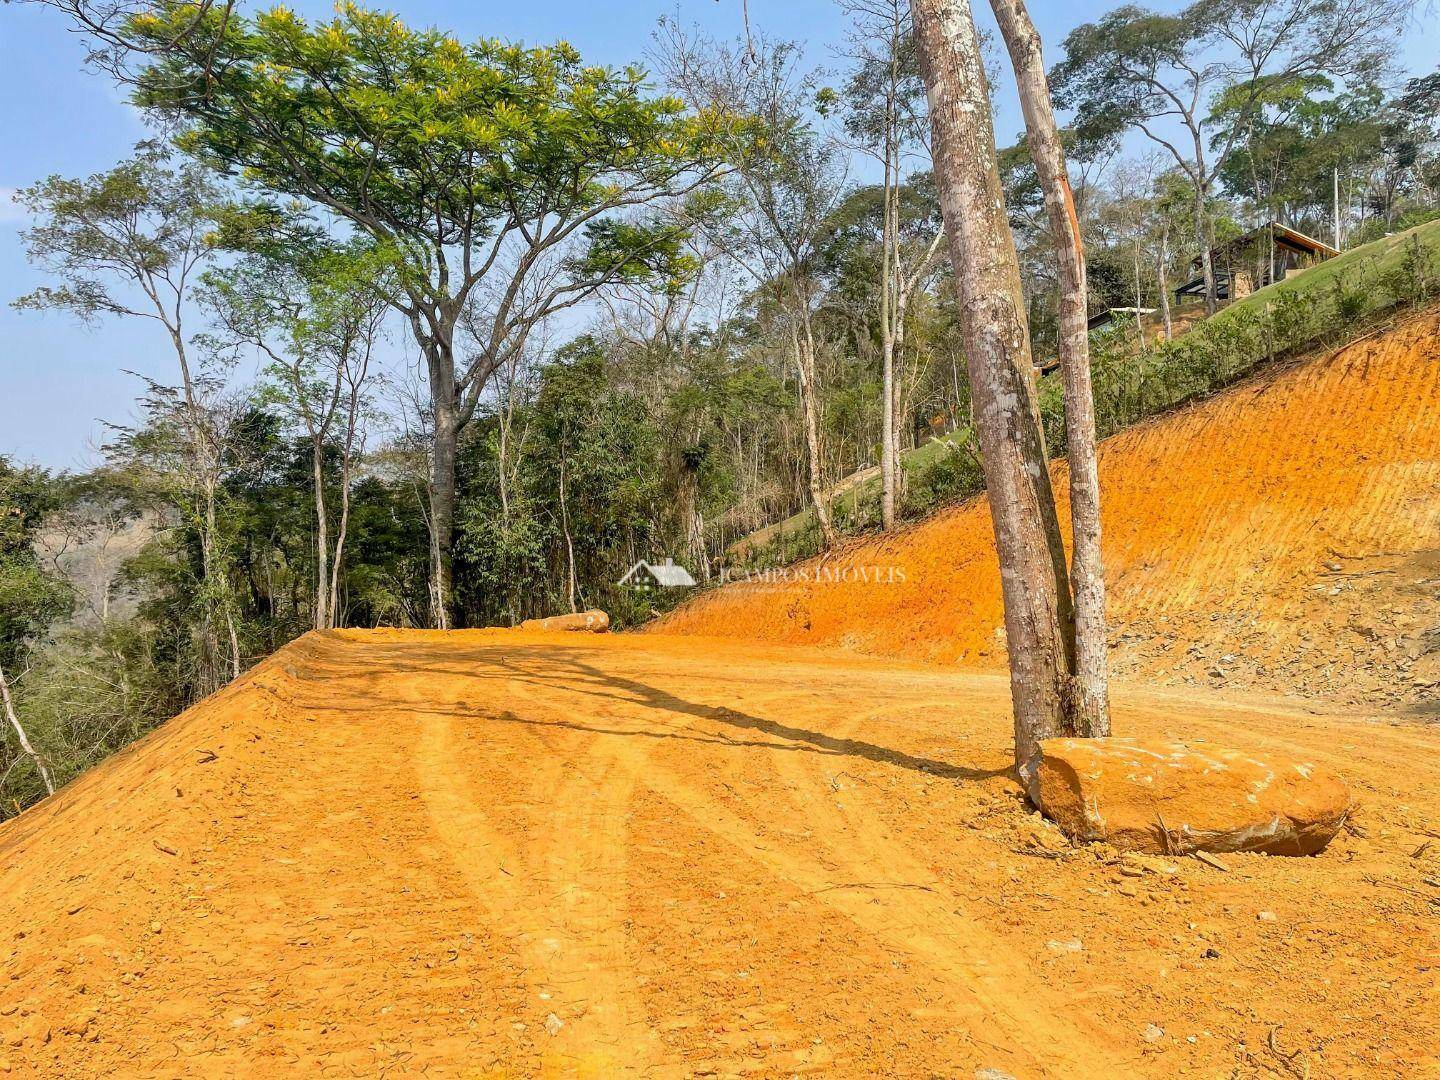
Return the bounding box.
[127,4,737,263]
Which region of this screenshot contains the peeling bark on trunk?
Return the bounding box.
[912,0,1077,766]
[990,0,1111,737]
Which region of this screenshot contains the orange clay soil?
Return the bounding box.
[655,310,1440,710]
[2,629,1439,1078]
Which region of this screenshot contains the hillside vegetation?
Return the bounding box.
[729,219,1440,567]
[656,306,1440,709]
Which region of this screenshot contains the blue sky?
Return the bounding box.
[2,0,1436,469]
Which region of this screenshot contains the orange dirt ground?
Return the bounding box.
[655,311,1440,711]
[2,315,1439,1078]
[3,630,1439,1077]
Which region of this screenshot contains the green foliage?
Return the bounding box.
[127,3,731,310]
[0,461,74,668]
[1050,6,1200,157]
[13,143,221,322]
[731,218,1440,570]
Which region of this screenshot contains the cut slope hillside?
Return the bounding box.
[653,309,1440,707]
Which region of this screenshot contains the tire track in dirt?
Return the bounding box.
[761,704,1134,1076]
[566,681,1135,1077]
[413,696,660,1077]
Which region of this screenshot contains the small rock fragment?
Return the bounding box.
[544,1013,564,1037]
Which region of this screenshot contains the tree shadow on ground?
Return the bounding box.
[295,638,1009,782]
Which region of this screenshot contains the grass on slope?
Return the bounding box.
[730,218,1440,569]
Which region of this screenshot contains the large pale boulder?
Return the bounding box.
[1024,737,1352,856]
[517,610,611,633]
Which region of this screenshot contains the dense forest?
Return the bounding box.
[3,0,1439,815]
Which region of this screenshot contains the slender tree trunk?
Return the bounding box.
[889,294,910,516]
[428,343,458,630]
[1195,179,1217,315]
[312,437,330,631]
[558,458,578,614]
[881,324,898,529]
[226,609,241,681]
[1158,225,1173,340]
[1,660,54,797]
[330,474,350,629]
[912,0,1078,767]
[790,318,837,548]
[990,0,1110,736]
[170,326,226,690]
[879,74,900,532]
[199,484,225,692]
[1133,242,1147,352]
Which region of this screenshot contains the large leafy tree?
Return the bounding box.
[14,146,244,689]
[123,3,730,625]
[1052,0,1410,310]
[202,235,390,631]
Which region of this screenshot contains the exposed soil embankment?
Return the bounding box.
[653,311,1440,708]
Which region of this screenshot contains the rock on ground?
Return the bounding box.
[518,610,611,633]
[1025,737,1352,855]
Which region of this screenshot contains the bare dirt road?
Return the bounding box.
[3,629,1437,1078]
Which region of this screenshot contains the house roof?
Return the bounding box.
[1087,306,1156,331]
[1190,221,1339,270]
[619,558,697,587]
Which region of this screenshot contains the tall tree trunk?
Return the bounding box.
[330,472,350,630]
[990,0,1110,736]
[879,79,900,532]
[881,325,898,529]
[790,318,837,548]
[888,295,909,521]
[428,344,458,630]
[312,437,330,631]
[1195,179,1218,315]
[1133,241,1147,353]
[173,327,228,692]
[1,660,54,797]
[199,483,225,692]
[558,458,578,614]
[1158,225,1173,340]
[912,0,1078,767]
[226,609,241,681]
